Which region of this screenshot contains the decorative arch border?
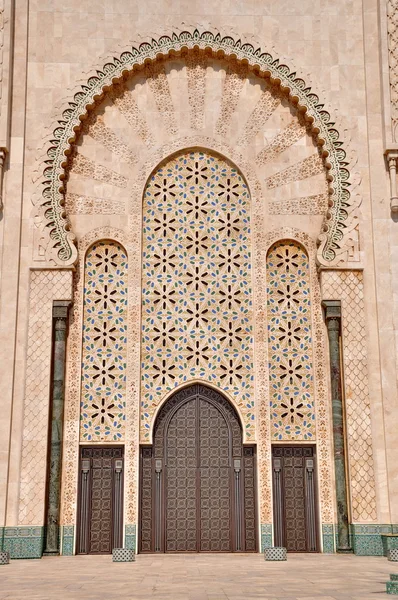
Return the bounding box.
[147,379,247,446]
[258,228,335,529]
[41,29,351,267]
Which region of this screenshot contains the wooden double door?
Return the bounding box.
[139,385,257,553]
[272,446,319,552]
[76,447,124,554]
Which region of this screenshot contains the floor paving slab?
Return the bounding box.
[0,553,396,600]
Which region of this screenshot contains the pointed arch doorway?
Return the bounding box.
[139,384,257,553]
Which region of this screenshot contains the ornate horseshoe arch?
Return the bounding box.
[38,29,353,267]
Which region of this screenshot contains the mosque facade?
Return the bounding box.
[0,1,398,558]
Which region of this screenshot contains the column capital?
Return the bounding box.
[322,299,341,321]
[385,148,398,162]
[385,149,398,213]
[52,300,71,320]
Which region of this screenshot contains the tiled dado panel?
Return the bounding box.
[3,524,397,557]
[350,525,398,556]
[260,523,398,555]
[60,526,74,556]
[322,524,336,554]
[260,524,273,552]
[125,524,136,551]
[1,527,44,559]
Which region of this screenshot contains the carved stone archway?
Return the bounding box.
[37,30,354,267]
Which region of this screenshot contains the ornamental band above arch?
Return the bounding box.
[40,29,352,267]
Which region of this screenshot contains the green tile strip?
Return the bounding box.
[261,524,272,552]
[125,524,136,551]
[3,526,44,559]
[322,524,335,553]
[61,525,74,556]
[350,524,398,556]
[3,522,397,557]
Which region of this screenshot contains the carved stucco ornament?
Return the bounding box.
[38,30,354,266]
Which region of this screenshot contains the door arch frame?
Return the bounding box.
[145,379,248,447]
[138,383,258,553]
[162,393,235,461]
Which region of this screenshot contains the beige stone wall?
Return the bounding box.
[0,0,397,537]
[380,0,398,524]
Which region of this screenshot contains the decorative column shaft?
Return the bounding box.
[44,301,71,555]
[0,149,6,212]
[322,300,352,553]
[386,151,398,213]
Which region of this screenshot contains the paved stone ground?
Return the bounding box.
[0,553,396,600]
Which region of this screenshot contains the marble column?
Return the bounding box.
[44,301,71,555]
[322,300,352,553]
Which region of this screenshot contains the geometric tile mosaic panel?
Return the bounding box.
[80,241,128,441]
[267,242,316,440]
[61,526,74,556]
[141,150,254,440]
[3,526,45,559]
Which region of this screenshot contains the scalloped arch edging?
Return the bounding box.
[41,29,351,266]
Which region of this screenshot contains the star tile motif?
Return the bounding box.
[80,241,128,441]
[267,241,316,440]
[141,151,254,439]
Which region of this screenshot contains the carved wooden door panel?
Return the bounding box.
[199,398,231,552]
[272,446,318,552]
[76,447,123,554]
[139,384,257,553]
[165,398,197,552]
